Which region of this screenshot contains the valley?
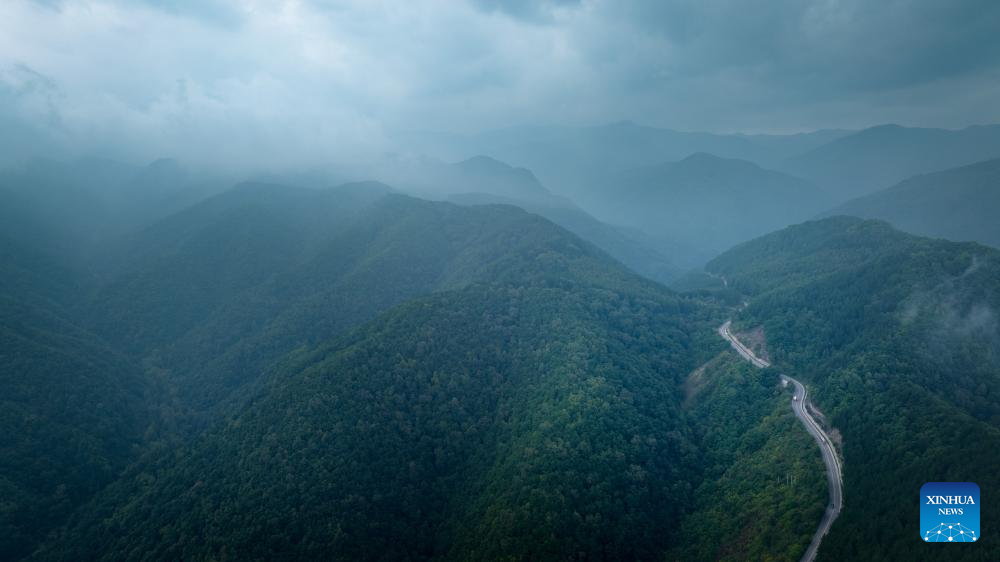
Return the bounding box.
[720,320,842,562]
[3,4,1000,559]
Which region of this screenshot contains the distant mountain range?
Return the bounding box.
[398,123,1000,268]
[824,157,1000,248]
[371,153,565,206]
[397,120,852,167]
[394,121,851,203]
[370,153,684,282]
[782,124,1000,199]
[400,121,1000,209]
[600,152,833,266]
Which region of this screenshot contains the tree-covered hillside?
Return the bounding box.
[707,217,1000,561]
[18,177,837,561]
[669,355,826,562]
[10,176,998,562]
[89,182,660,415]
[375,152,684,283]
[36,216,717,561]
[448,191,682,284]
[0,200,154,561]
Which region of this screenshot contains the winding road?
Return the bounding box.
[719,321,843,562]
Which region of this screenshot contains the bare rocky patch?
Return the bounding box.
[683,352,726,407]
[737,325,770,362]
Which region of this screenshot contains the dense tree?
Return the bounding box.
[38,258,708,561]
[668,356,826,562]
[708,216,1000,561]
[0,195,154,561]
[8,180,996,561]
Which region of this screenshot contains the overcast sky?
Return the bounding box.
[2,0,999,168]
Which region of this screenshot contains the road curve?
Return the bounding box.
[719,321,843,562]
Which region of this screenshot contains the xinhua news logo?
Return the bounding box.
[921,482,980,543]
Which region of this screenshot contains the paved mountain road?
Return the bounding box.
[719,321,843,562]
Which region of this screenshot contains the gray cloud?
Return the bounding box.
[2,0,999,168]
[470,0,582,23]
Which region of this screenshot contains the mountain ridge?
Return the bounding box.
[823,157,1000,248]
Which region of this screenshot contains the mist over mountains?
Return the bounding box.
[826,157,1000,248]
[4,116,1000,561]
[783,124,1000,198]
[4,1,1000,561]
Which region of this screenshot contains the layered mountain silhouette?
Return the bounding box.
[825,157,1000,248]
[601,152,832,266]
[782,124,1000,199]
[372,154,683,281]
[396,121,851,202]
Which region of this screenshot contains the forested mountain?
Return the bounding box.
[0,172,837,561]
[447,191,681,283]
[5,0,998,560]
[9,168,999,561]
[706,216,1000,561]
[782,124,1000,199]
[40,265,706,561]
[0,196,154,561]
[90,182,662,415]
[825,157,1000,248]
[600,153,832,267]
[365,153,683,281]
[28,190,832,561]
[669,355,826,562]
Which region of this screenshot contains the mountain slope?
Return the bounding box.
[449,155,556,202]
[669,355,826,562]
[707,217,1000,561]
[7,176,839,562]
[447,191,681,283]
[88,182,672,415]
[35,206,832,561]
[37,206,713,561]
[825,157,1000,248]
[0,202,153,562]
[783,124,1000,199]
[372,153,683,281]
[603,153,832,266]
[373,154,564,206]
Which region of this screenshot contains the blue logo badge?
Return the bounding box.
[921,482,980,543]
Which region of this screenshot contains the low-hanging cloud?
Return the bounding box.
[2,0,999,170]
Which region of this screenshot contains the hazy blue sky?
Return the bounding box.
[2,0,999,167]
